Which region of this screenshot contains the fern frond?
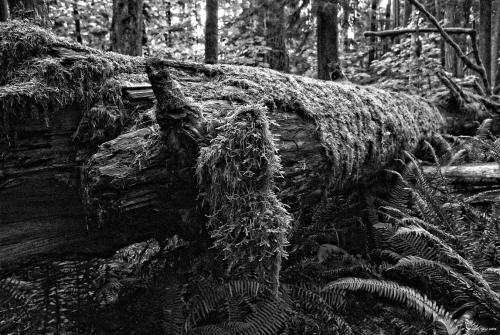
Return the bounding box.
[323,278,461,335]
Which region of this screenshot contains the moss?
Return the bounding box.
[0,21,145,146]
[196,105,291,268]
[160,60,445,190]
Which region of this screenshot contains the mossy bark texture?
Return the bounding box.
[0,22,486,270]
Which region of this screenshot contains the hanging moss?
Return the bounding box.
[0,21,146,146]
[196,105,292,268]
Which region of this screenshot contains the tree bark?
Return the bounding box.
[492,0,500,88]
[444,1,459,77]
[403,0,412,25]
[72,1,82,44]
[368,0,378,67]
[265,0,289,72]
[341,0,350,52]
[0,0,9,21]
[111,0,144,56]
[204,0,218,64]
[479,0,492,85]
[392,0,400,28]
[317,0,343,80]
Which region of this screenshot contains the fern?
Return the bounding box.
[323,278,462,335]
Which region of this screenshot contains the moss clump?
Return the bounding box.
[0,21,146,146]
[197,105,291,269]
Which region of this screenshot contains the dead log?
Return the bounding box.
[0,22,494,270]
[423,162,500,191]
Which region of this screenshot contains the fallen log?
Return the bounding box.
[0,21,495,270]
[422,162,500,191]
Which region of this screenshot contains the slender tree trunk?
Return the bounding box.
[392,0,400,43]
[265,0,289,72]
[111,0,144,56]
[444,2,458,76]
[317,0,342,80]
[479,0,492,85]
[403,0,412,25]
[72,1,82,44]
[368,0,378,67]
[384,0,391,51]
[0,0,9,21]
[392,0,400,27]
[434,0,445,67]
[204,0,218,64]
[494,0,500,88]
[342,0,350,52]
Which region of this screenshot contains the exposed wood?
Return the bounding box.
[364,27,475,38]
[422,162,500,191]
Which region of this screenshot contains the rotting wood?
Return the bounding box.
[0,22,497,270]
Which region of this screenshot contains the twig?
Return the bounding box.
[407,0,491,95]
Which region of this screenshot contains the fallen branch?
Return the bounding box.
[364,27,475,38]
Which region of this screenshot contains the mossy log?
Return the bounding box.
[0,22,495,270]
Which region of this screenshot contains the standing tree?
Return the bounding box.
[317,0,343,80]
[368,0,379,66]
[494,0,500,88]
[265,0,289,72]
[0,0,9,21]
[204,0,218,64]
[111,0,144,56]
[479,0,492,84]
[403,0,412,25]
[72,1,82,43]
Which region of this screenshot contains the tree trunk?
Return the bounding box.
[342,0,350,52]
[0,0,9,21]
[392,0,400,28]
[384,0,391,52]
[403,0,412,25]
[204,0,218,64]
[72,1,82,44]
[444,1,459,76]
[111,0,144,56]
[265,0,289,72]
[368,0,378,67]
[0,22,491,270]
[317,0,342,80]
[479,0,492,85]
[492,0,500,88]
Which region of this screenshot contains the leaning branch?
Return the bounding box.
[364,28,475,38]
[407,0,491,94]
